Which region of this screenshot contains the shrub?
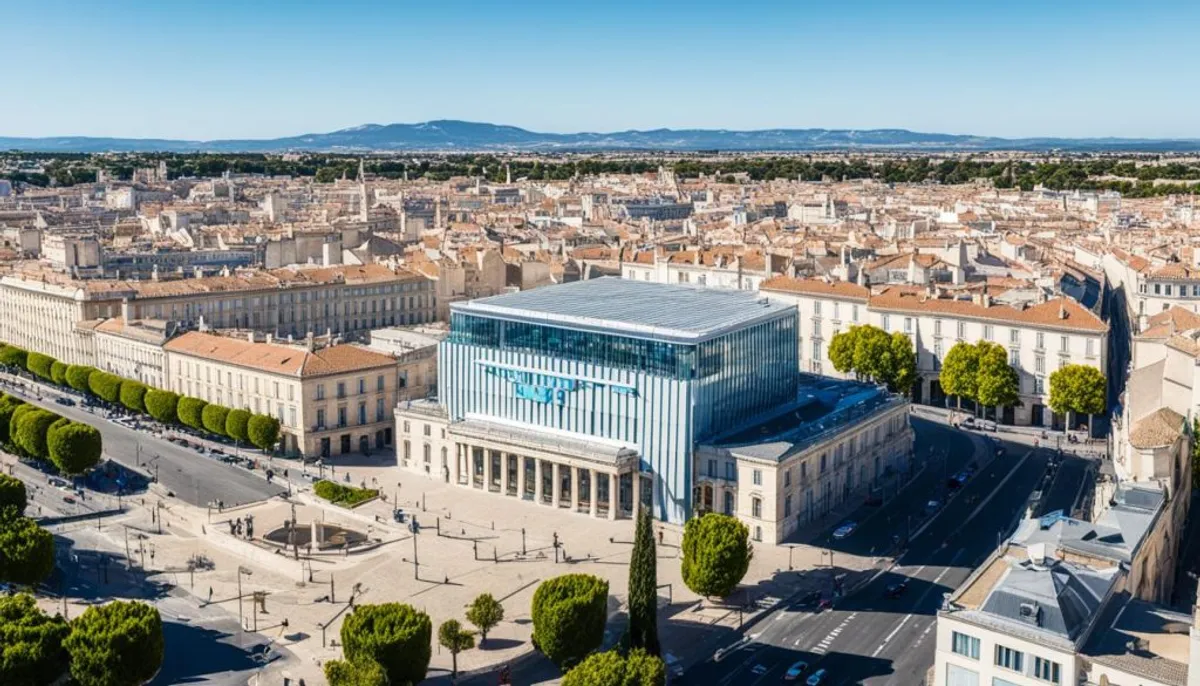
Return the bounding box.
[531,574,609,669]
[48,422,102,476]
[177,397,207,431]
[562,649,666,686]
[87,372,122,404]
[201,404,230,436]
[64,366,96,393]
[313,480,378,507]
[50,361,68,386]
[247,414,280,451]
[25,353,55,382]
[144,390,179,424]
[681,513,753,599]
[324,658,387,686]
[13,409,59,460]
[0,511,55,586]
[341,603,432,686]
[0,593,70,686]
[0,398,25,446]
[64,600,163,686]
[225,409,251,443]
[0,473,27,515]
[0,346,27,370]
[117,381,147,413]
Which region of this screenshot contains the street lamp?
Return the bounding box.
[237,566,253,627]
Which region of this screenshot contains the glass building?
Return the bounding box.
[439,277,799,523]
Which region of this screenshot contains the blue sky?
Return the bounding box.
[5,0,1199,139]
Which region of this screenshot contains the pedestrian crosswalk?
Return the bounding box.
[809,612,856,654]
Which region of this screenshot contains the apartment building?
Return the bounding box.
[163,331,404,458]
[1104,247,1200,331]
[92,315,171,389]
[761,277,1108,428]
[619,249,775,292]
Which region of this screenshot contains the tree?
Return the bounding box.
[0,593,70,686]
[25,353,54,382]
[48,422,102,476]
[201,404,230,436]
[144,390,180,424]
[177,397,208,431]
[438,619,476,680]
[341,603,432,686]
[1048,364,1106,435]
[466,593,504,645]
[225,408,251,443]
[0,346,27,370]
[851,325,892,383]
[0,511,54,586]
[64,600,164,686]
[828,325,916,394]
[681,513,752,599]
[50,361,67,386]
[531,574,609,670]
[87,372,122,404]
[0,474,27,515]
[324,658,387,686]
[118,381,147,414]
[975,341,1019,420]
[64,365,96,393]
[0,399,23,447]
[627,509,659,655]
[886,331,918,395]
[13,409,59,460]
[828,327,859,374]
[248,414,281,451]
[939,341,980,412]
[562,649,666,686]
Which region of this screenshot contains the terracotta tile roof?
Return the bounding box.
[1137,307,1200,340]
[868,288,1108,333]
[1165,334,1200,358]
[1148,263,1200,279]
[1129,407,1185,449]
[165,332,396,377]
[759,276,869,301]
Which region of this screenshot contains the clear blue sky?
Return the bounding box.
[6,0,1199,140]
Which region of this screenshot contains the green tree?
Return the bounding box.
[144,389,180,424]
[48,422,102,475]
[437,619,476,680]
[13,409,59,460]
[87,372,122,404]
[248,414,281,451]
[939,341,980,412]
[0,511,54,586]
[64,365,96,393]
[884,331,918,394]
[531,574,609,670]
[681,513,752,598]
[0,346,28,370]
[225,408,251,443]
[177,397,208,431]
[118,381,147,414]
[828,327,859,374]
[627,509,659,655]
[0,593,70,686]
[0,398,22,447]
[851,325,893,383]
[465,592,504,645]
[324,658,387,686]
[341,603,432,686]
[1048,364,1107,435]
[201,404,230,436]
[25,353,54,381]
[975,341,1019,419]
[562,649,666,686]
[50,361,68,386]
[64,600,164,686]
[0,474,27,515]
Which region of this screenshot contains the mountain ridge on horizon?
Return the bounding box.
[3,119,1200,153]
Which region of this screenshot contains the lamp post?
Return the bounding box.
[237,566,253,627]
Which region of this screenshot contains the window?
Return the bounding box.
[289,408,296,428]
[812,340,822,360]
[725,462,736,480]
[1036,331,1045,350]
[423,444,431,464]
[1154,283,1161,295]
[1009,348,1018,365]
[833,302,840,320]
[1033,657,1061,684]
[338,407,347,427]
[994,645,1023,673]
[957,321,966,339]
[814,301,822,316]
[1193,284,1200,297]
[800,461,807,479]
[882,314,891,331]
[316,384,325,400]
[784,469,791,487]
[945,664,979,686]
[1060,335,1069,353]
[754,526,762,542]
[752,469,762,486]
[984,325,994,341]
[403,420,410,433]
[935,319,943,336]
[784,494,792,517]
[1165,283,1173,296]
[316,409,326,429]
[852,305,860,322]
[358,378,366,394]
[1086,338,1095,357]
[337,382,346,398]
[1035,355,1045,373]
[377,374,385,391]
[1009,328,1019,344]
[951,631,980,659]
[1035,376,1045,394]
[751,497,762,518]
[403,440,411,461]
[357,403,366,425]
[904,317,913,333]
[376,398,385,421]
[820,454,827,473]
[707,459,717,478]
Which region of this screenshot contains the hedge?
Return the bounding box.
[26,353,55,381]
[314,480,379,507]
[0,346,27,369]
[201,404,230,437]
[225,409,251,443]
[177,397,207,431]
[48,422,103,475]
[87,372,123,404]
[248,414,281,451]
[144,390,179,424]
[0,397,25,446]
[119,381,148,413]
[64,365,96,393]
[50,361,68,386]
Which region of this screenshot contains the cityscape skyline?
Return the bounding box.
[7,0,1200,140]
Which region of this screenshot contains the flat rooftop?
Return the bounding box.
[452,277,793,343]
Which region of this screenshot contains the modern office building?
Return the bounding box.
[398,277,913,535]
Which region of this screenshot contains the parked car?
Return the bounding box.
[751,664,768,676]
[806,669,828,686]
[784,660,810,681]
[925,499,942,515]
[54,397,75,407]
[832,521,857,539]
[885,580,909,598]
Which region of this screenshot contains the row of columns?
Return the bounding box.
[452,443,635,520]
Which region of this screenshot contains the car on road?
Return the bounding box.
[54,396,75,407]
[751,664,768,676]
[863,492,883,506]
[885,580,909,598]
[925,499,942,515]
[49,477,70,490]
[62,495,76,504]
[947,471,969,489]
[806,669,828,685]
[832,521,857,539]
[796,590,821,609]
[816,598,833,612]
[959,416,997,432]
[784,660,810,681]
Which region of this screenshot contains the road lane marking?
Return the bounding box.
[810,612,856,655]
[871,560,959,657]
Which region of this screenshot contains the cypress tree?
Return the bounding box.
[627,508,660,655]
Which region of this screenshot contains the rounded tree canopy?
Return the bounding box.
[13,409,60,460]
[48,422,102,476]
[176,397,208,431]
[0,473,27,515]
[562,649,666,686]
[25,353,55,381]
[0,511,55,586]
[201,404,230,437]
[0,592,70,686]
[323,658,388,686]
[531,573,609,669]
[340,603,432,686]
[0,346,28,370]
[64,366,97,394]
[247,414,280,451]
[225,409,251,443]
[144,389,180,424]
[64,600,164,686]
[87,372,122,404]
[50,361,68,386]
[0,398,25,446]
[118,381,148,414]
[681,513,753,599]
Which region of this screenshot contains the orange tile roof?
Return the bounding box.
[165,332,396,377]
[868,288,1107,333]
[759,276,869,301]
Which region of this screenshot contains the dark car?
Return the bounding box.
[796,590,821,609]
[885,580,909,598]
[864,492,883,506]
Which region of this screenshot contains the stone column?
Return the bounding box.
[633,470,643,517]
[484,449,494,492]
[451,443,461,485]
[551,463,562,508]
[569,466,580,512]
[500,453,511,495]
[517,456,527,500]
[535,459,545,504]
[589,469,599,518]
[608,472,618,520]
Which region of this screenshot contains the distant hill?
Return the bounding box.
[3,120,1199,153]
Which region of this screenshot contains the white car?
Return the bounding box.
[832,521,857,539]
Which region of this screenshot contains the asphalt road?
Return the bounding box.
[1034,454,1092,518]
[0,378,285,508]
[689,438,1055,686]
